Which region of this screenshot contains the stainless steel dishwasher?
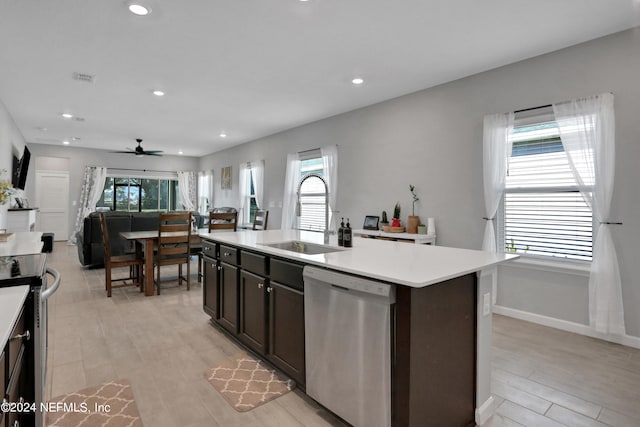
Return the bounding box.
[303,266,395,427]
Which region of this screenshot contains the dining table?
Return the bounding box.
[119,229,205,296]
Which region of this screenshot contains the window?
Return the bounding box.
[97,176,180,212]
[297,155,327,232]
[240,161,264,224]
[501,121,593,261]
[242,168,258,223]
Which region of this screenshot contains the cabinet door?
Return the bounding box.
[218,262,239,334]
[268,281,305,386]
[0,350,4,425]
[239,270,267,355]
[203,257,219,319]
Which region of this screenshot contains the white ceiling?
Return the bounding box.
[0,0,638,157]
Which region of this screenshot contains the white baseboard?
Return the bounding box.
[475,395,495,426]
[493,305,640,350]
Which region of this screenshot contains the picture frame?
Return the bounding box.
[221,166,232,189]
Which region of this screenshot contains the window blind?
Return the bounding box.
[503,122,592,261]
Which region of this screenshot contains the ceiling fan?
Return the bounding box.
[112,139,163,156]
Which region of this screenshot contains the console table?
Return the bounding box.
[7,208,38,232]
[353,229,436,245]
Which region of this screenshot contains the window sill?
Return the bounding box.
[502,255,591,277]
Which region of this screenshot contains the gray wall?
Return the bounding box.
[199,28,640,338]
[24,144,199,240]
[0,99,26,229]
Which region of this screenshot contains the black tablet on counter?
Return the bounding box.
[363,215,379,230]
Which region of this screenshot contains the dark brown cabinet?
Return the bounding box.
[0,350,4,426]
[203,256,219,319]
[268,281,305,385]
[2,301,33,427]
[201,241,306,388]
[218,262,239,334]
[239,270,267,354]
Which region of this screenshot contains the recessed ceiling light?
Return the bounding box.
[128,4,150,15]
[61,113,73,119]
[152,90,165,96]
[178,150,183,155]
[219,132,227,138]
[62,140,70,145]
[351,77,364,85]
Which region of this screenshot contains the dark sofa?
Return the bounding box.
[76,211,205,267]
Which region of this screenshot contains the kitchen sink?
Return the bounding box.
[261,241,345,255]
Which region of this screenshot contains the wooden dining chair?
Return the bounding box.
[208,211,238,231]
[99,213,144,297]
[155,211,191,295]
[253,210,269,230]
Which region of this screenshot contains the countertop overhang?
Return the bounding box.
[199,229,518,288]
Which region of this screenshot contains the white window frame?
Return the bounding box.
[499,113,594,263]
[296,150,327,232]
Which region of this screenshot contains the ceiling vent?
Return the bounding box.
[72,72,95,83]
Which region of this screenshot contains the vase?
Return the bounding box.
[407,215,420,234]
[417,225,426,234]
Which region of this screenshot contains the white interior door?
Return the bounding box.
[35,171,69,241]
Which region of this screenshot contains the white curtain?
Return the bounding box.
[482,112,514,304]
[482,112,514,251]
[177,171,197,211]
[281,153,301,229]
[553,93,624,335]
[239,163,249,223]
[321,145,338,228]
[197,169,214,215]
[70,166,107,243]
[252,160,265,209]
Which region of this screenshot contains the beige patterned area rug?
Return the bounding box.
[204,352,295,412]
[46,379,143,427]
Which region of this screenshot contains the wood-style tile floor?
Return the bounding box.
[45,243,640,426]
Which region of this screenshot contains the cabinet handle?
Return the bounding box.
[267,286,272,293]
[223,252,231,257]
[13,330,30,341]
[18,397,24,404]
[217,265,221,271]
[258,283,263,289]
[13,420,19,427]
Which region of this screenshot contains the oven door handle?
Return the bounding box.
[42,267,61,301]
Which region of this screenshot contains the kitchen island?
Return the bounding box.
[199,229,517,427]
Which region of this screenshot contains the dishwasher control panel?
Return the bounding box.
[303,266,395,299]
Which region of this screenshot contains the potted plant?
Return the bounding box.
[380,210,389,230]
[391,202,402,228]
[407,184,420,234]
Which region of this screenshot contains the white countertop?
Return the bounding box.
[0,231,44,257]
[199,229,518,288]
[0,285,29,350]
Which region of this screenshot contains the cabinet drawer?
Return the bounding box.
[241,251,268,276]
[202,240,217,258]
[220,245,239,265]
[270,259,304,292]
[8,307,26,378]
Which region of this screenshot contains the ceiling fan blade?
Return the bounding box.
[144,150,164,154]
[111,150,135,154]
[145,152,163,156]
